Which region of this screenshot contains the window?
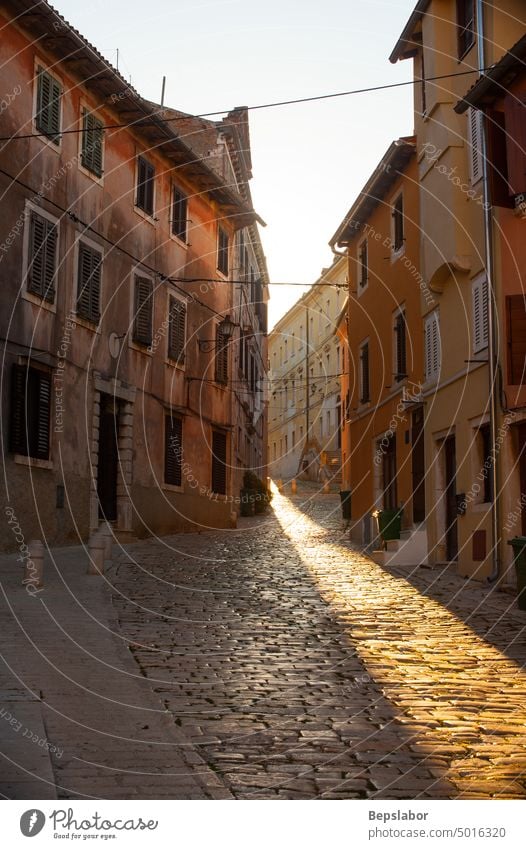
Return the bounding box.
[420,47,427,115]
[136,156,155,216]
[394,310,407,381]
[217,226,229,276]
[359,341,370,403]
[76,242,102,323]
[168,296,186,363]
[211,430,227,494]
[133,275,153,346]
[27,211,57,302]
[35,67,61,143]
[457,0,475,58]
[359,239,368,289]
[292,430,296,448]
[468,107,483,184]
[472,275,489,353]
[171,187,187,241]
[164,415,182,486]
[506,295,526,385]
[10,364,51,460]
[424,311,441,382]
[478,423,493,504]
[215,325,229,384]
[393,194,404,252]
[81,109,103,176]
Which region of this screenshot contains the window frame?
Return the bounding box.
[358,237,368,293]
[10,362,52,463]
[171,185,188,243]
[424,310,441,384]
[79,105,104,181]
[135,155,156,219]
[131,272,154,349]
[74,236,103,328]
[457,0,476,60]
[21,202,59,312]
[164,413,183,489]
[166,292,187,367]
[217,225,229,276]
[391,191,405,255]
[393,307,407,382]
[33,62,62,148]
[211,429,228,495]
[359,339,370,404]
[215,323,229,385]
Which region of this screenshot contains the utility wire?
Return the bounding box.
[0,67,491,143]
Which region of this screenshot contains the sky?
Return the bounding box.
[53,0,417,327]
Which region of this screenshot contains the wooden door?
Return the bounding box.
[97,395,119,521]
[411,407,426,523]
[444,436,458,561]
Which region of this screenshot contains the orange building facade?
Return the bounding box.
[331,138,427,561]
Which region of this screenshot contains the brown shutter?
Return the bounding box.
[137,157,154,214]
[211,431,227,495]
[133,276,153,346]
[486,109,514,207]
[504,93,526,196]
[215,329,228,383]
[82,110,103,176]
[164,415,183,486]
[507,295,526,385]
[395,313,406,379]
[35,372,51,460]
[10,364,26,455]
[168,296,186,362]
[360,343,369,402]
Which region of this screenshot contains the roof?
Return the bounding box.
[454,34,526,113]
[389,0,429,63]
[329,137,416,249]
[4,0,260,225]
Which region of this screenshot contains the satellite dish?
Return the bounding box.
[109,332,122,359]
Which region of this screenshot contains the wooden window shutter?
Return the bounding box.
[171,188,187,240]
[81,110,103,176]
[217,226,229,275]
[27,212,57,302]
[359,239,368,287]
[360,343,369,403]
[215,328,228,384]
[77,243,102,322]
[472,276,488,353]
[35,372,51,460]
[10,364,26,455]
[133,276,153,346]
[168,296,186,363]
[10,365,50,459]
[36,68,61,141]
[425,313,440,380]
[507,295,526,385]
[393,195,404,251]
[164,415,183,486]
[486,109,513,207]
[468,107,483,184]
[504,93,526,197]
[137,157,154,215]
[395,312,406,379]
[211,431,227,495]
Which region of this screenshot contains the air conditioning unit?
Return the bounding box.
[401,385,423,407]
[513,194,526,219]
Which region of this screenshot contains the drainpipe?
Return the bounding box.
[476,0,500,582]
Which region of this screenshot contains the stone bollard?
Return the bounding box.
[87,533,105,575]
[23,540,44,590]
[229,511,237,529]
[277,479,284,494]
[291,478,297,495]
[98,523,113,562]
[323,480,330,495]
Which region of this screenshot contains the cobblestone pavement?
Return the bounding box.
[0,545,231,799]
[111,487,526,800]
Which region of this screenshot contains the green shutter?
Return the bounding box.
[28,212,57,302]
[81,110,103,176]
[36,68,61,142]
[77,243,102,322]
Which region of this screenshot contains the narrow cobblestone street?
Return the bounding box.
[110,487,526,800]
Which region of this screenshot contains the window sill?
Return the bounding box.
[165,358,185,371]
[74,314,101,333]
[471,502,492,513]
[134,206,157,225]
[357,283,368,297]
[162,482,184,493]
[169,232,188,248]
[78,163,104,186]
[129,339,154,356]
[391,245,406,262]
[21,290,57,313]
[33,129,61,154]
[13,454,53,470]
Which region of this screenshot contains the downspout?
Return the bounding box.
[476,0,501,582]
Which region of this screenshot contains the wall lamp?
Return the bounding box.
[198,314,240,353]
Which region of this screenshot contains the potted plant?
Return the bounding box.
[242,471,273,515]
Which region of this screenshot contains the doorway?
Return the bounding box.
[97,394,119,521]
[382,434,397,510]
[411,407,426,523]
[519,424,526,535]
[444,436,458,561]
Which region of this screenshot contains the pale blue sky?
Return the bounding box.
[54,0,417,326]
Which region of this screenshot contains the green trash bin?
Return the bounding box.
[339,490,352,520]
[377,507,403,541]
[507,537,526,611]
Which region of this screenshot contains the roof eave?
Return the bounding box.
[389,0,429,63]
